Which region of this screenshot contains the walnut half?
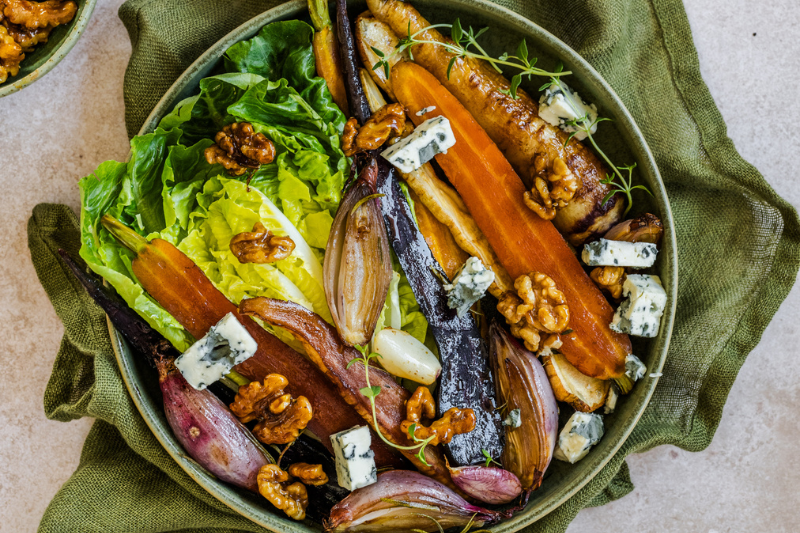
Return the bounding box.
[205,122,276,176]
[2,0,77,30]
[257,464,309,520]
[523,156,580,220]
[400,386,475,446]
[497,272,570,352]
[230,374,312,445]
[229,222,295,264]
[0,25,22,83]
[342,103,406,157]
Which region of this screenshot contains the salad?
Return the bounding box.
[66,0,668,530]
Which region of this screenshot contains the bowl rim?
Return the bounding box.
[110,0,678,531]
[0,0,98,98]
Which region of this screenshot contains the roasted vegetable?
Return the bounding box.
[363,0,625,244]
[408,188,469,280]
[372,327,442,385]
[358,61,512,296]
[604,213,664,244]
[336,0,370,124]
[98,215,401,467]
[58,250,272,491]
[323,159,393,346]
[238,297,453,487]
[355,12,408,101]
[325,470,503,532]
[541,352,610,412]
[377,163,504,466]
[446,463,522,505]
[489,323,558,492]
[308,0,350,116]
[390,61,634,389]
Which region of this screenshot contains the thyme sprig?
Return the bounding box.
[371,19,570,98]
[542,66,653,216]
[348,344,437,465]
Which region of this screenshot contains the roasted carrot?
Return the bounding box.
[100,215,402,465]
[391,62,633,387]
[308,0,350,116]
[408,188,469,280]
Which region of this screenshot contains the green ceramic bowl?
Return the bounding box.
[0,0,97,98]
[109,0,678,531]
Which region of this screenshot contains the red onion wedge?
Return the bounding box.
[447,463,522,505]
[159,360,271,491]
[325,470,502,532]
[489,323,559,492]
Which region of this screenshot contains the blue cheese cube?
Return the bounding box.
[554,412,604,464]
[624,354,647,381]
[610,275,667,338]
[443,257,495,317]
[381,116,456,174]
[503,408,522,428]
[581,238,658,268]
[603,383,620,415]
[539,82,598,141]
[330,426,377,491]
[174,313,257,390]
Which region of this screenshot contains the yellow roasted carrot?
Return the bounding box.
[308,0,350,116]
[408,188,469,280]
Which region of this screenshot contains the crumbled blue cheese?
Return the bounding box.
[443,257,495,317]
[604,383,620,415]
[415,106,436,116]
[174,313,257,390]
[381,116,456,173]
[554,412,604,464]
[538,335,563,357]
[581,238,658,268]
[330,426,377,491]
[624,354,647,381]
[503,408,522,428]
[539,81,598,141]
[610,275,668,337]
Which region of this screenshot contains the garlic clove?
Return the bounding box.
[373,328,442,385]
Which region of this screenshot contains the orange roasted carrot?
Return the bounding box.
[309,0,350,116]
[409,188,469,279]
[100,215,402,466]
[391,62,633,387]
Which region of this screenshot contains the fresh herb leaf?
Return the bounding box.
[446,56,457,80]
[517,39,528,63]
[481,448,499,467]
[451,18,463,44]
[359,385,382,398]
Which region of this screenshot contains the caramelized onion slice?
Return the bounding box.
[489,323,559,492]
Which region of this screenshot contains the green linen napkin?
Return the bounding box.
[30,0,800,531]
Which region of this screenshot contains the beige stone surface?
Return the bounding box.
[0,0,797,531]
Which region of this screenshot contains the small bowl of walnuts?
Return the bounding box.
[0,0,97,97]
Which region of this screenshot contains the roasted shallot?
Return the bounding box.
[489,323,559,492]
[323,159,393,347]
[325,470,502,532]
